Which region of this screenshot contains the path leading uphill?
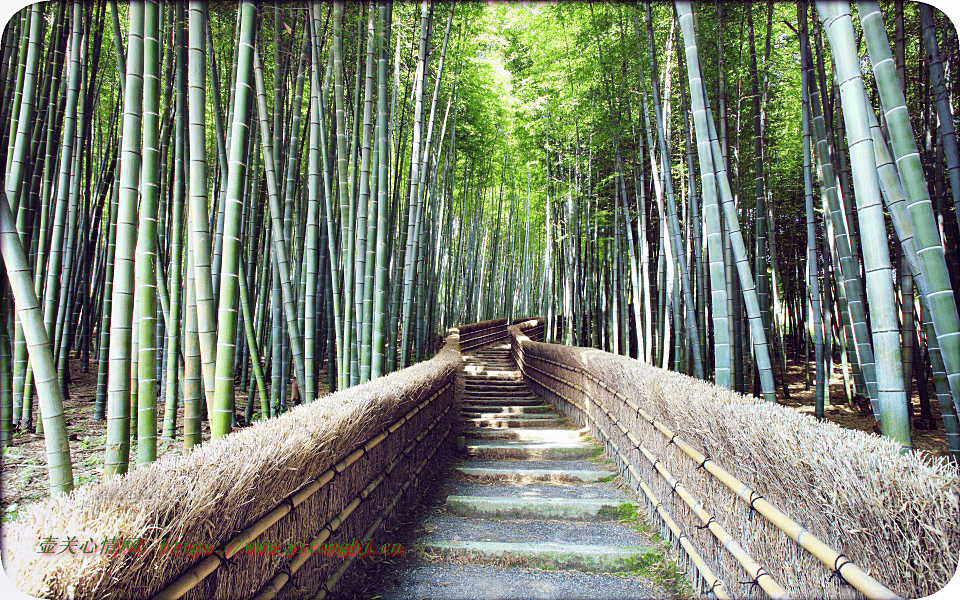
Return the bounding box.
[359,342,677,599]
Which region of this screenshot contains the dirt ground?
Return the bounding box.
[0,357,332,523]
[0,353,951,523]
[776,356,950,458]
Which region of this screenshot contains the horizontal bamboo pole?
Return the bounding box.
[525,365,774,597]
[510,329,901,600]
[461,332,509,351]
[313,419,452,600]
[252,403,454,600]
[148,552,222,600]
[600,431,729,599]
[564,385,729,599]
[628,402,901,600]
[150,379,454,600]
[628,429,787,598]
[582,371,900,600]
[457,319,512,350]
[636,476,730,600]
[516,344,782,596]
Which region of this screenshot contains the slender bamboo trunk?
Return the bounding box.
[817,0,910,448]
[104,1,145,479]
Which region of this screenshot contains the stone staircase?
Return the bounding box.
[359,342,672,599]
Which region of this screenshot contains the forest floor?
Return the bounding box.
[0,358,329,524]
[0,355,951,525]
[778,356,950,458]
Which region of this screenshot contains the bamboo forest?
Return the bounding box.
[1,1,960,599]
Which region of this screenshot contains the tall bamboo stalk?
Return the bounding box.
[817,0,910,448]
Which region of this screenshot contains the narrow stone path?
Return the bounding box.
[362,342,672,599]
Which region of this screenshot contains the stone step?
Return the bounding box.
[455,466,617,483]
[463,387,528,395]
[463,372,522,379]
[464,379,528,387]
[461,428,526,440]
[445,479,630,501]
[467,362,515,367]
[459,428,582,442]
[461,404,554,416]
[466,359,513,364]
[463,390,526,397]
[462,412,558,421]
[463,388,534,396]
[420,513,645,545]
[420,541,653,573]
[463,358,517,372]
[463,388,529,395]
[463,374,523,381]
[446,496,636,521]
[464,359,510,364]
[464,440,602,460]
[459,396,544,406]
[365,563,665,600]
[460,417,566,429]
[463,398,540,406]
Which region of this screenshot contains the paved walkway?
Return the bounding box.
[359,342,674,599]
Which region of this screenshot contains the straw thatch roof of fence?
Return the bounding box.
[515,332,959,598]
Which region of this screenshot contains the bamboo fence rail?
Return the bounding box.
[458,318,509,351]
[509,320,954,599]
[3,326,467,600]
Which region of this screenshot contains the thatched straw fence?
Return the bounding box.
[457,317,543,352]
[458,318,509,352]
[510,319,959,599]
[2,327,470,600]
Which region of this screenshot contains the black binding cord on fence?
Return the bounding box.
[747,491,764,522]
[670,479,682,498]
[739,567,771,592]
[210,548,236,570]
[707,579,723,595]
[829,553,853,587]
[695,516,716,530]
